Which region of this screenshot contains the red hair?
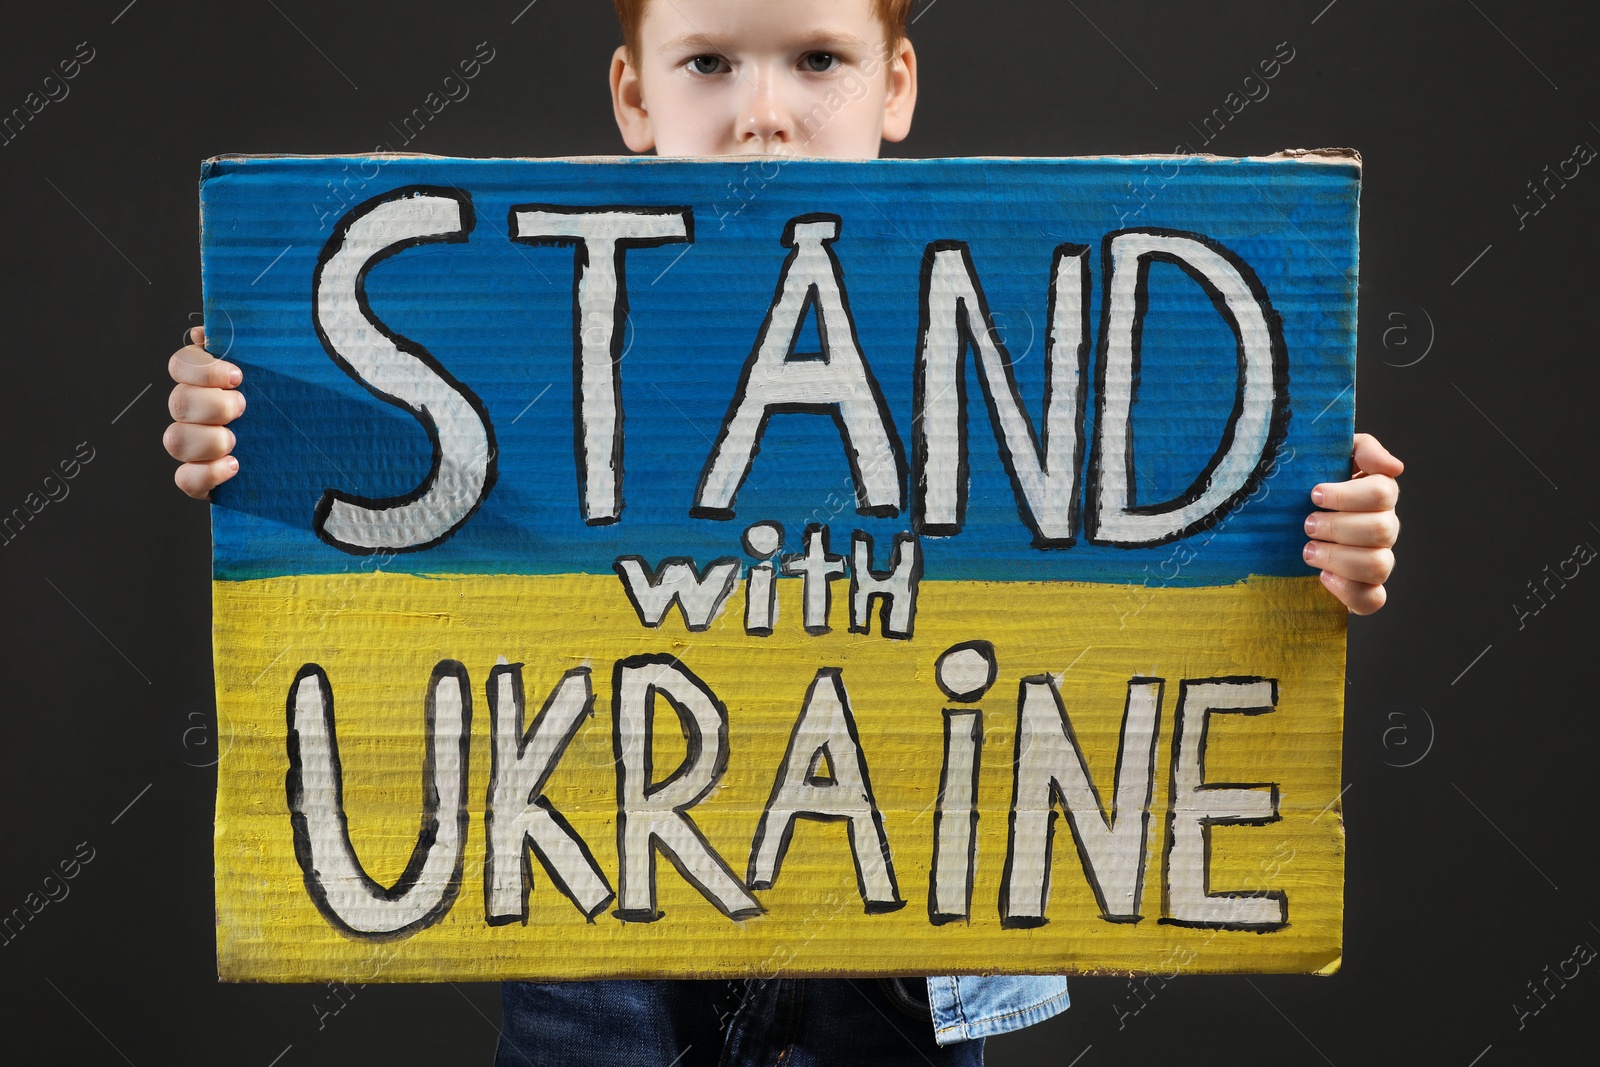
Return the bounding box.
[611,0,914,65]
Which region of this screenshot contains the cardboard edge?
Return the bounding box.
[208,515,227,983]
[199,149,1362,168]
[213,954,1352,982]
[1262,147,1362,167]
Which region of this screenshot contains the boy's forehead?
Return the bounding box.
[639,0,887,48]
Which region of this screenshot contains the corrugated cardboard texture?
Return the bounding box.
[203,155,1358,981]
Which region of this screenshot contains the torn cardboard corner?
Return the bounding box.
[204,154,1356,982]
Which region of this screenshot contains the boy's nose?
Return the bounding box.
[738,76,794,149]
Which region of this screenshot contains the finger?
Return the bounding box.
[1351,433,1404,478]
[1311,474,1398,513]
[189,325,207,347]
[1304,509,1400,548]
[163,421,237,463]
[174,456,239,500]
[169,347,242,389]
[1304,541,1394,585]
[168,382,246,424]
[1319,570,1387,615]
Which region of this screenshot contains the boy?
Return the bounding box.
[164,1,1403,1062]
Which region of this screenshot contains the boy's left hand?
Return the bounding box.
[1303,433,1403,615]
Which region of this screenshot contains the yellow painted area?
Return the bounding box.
[214,571,1344,981]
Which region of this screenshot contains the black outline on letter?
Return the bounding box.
[691,213,906,521]
[483,662,615,926]
[848,530,923,640]
[929,707,984,925]
[911,242,1091,548]
[745,668,905,914]
[781,523,846,636]
[507,204,694,526]
[612,555,740,632]
[999,675,1164,928]
[611,654,761,923]
[1084,228,1290,548]
[311,186,497,555]
[1159,675,1288,932]
[285,659,471,941]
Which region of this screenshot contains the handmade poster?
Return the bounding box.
[203,153,1357,982]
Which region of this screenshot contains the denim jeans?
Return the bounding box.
[496,978,985,1066]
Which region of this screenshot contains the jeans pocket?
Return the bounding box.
[879,976,933,1021]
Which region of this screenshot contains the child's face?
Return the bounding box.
[610,0,917,160]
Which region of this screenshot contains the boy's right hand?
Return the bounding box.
[165,325,244,500]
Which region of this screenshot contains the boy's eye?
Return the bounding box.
[800,52,839,73]
[688,55,728,75]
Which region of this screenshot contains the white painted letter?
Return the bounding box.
[286,661,471,937]
[612,556,740,632]
[1165,678,1286,929]
[612,656,761,921]
[747,669,903,912]
[781,524,847,634]
[1089,231,1286,546]
[313,188,494,553]
[695,214,904,519]
[510,206,693,525]
[915,243,1089,545]
[485,662,614,923]
[849,531,921,639]
[931,709,983,922]
[930,641,997,923]
[1002,675,1163,925]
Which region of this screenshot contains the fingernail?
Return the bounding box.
[1304,515,1318,536]
[226,456,239,472]
[230,368,242,386]
[1303,542,1318,563]
[1311,487,1325,505]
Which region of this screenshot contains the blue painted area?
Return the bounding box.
[202,156,1358,584]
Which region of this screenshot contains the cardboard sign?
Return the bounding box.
[204,153,1357,982]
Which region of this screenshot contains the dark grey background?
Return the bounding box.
[1,1,1594,1064]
